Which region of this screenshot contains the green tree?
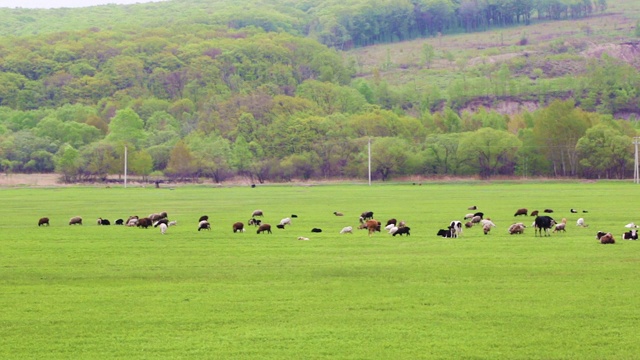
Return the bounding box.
[54,144,81,182]
[458,128,522,178]
[576,123,632,179]
[370,137,410,181]
[187,132,232,183]
[106,108,146,149]
[532,100,591,176]
[129,150,154,181]
[165,140,196,179]
[421,43,436,69]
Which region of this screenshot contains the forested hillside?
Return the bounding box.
[0,0,639,183]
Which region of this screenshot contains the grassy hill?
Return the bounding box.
[347,0,640,118]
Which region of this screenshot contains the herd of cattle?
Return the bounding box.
[35,206,637,244]
[435,205,638,244]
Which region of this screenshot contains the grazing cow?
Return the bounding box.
[69,216,83,225]
[473,212,484,219]
[449,221,463,238]
[311,228,323,233]
[276,224,286,229]
[252,210,264,217]
[465,221,474,228]
[168,220,177,227]
[514,208,528,217]
[530,210,539,217]
[570,209,578,213]
[468,205,477,210]
[137,217,153,229]
[582,210,589,213]
[393,226,410,236]
[154,218,169,227]
[534,216,556,237]
[471,216,482,224]
[544,209,554,213]
[360,211,374,221]
[279,217,292,226]
[297,237,310,241]
[340,226,353,234]
[437,228,454,238]
[291,214,298,218]
[388,226,399,235]
[553,218,567,233]
[126,215,139,226]
[115,219,124,225]
[386,218,397,227]
[577,218,588,227]
[149,212,168,222]
[248,218,262,227]
[622,229,638,240]
[483,223,492,235]
[398,220,406,228]
[464,213,475,220]
[233,222,245,233]
[198,215,209,222]
[38,217,50,226]
[508,223,526,235]
[159,223,167,235]
[365,220,381,236]
[198,220,211,231]
[257,223,271,234]
[333,211,344,216]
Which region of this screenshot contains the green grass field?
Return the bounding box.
[2,182,640,359]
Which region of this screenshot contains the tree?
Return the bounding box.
[187,132,232,183]
[79,141,118,180]
[165,140,196,179]
[370,137,410,181]
[421,43,436,69]
[106,108,146,149]
[532,100,591,176]
[458,128,522,178]
[576,123,632,179]
[54,144,81,182]
[129,150,154,181]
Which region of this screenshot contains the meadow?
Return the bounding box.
[1,181,640,359]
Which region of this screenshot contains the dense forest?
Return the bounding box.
[0,0,639,183]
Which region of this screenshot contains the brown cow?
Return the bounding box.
[366,220,381,237]
[514,208,528,216]
[137,217,153,229]
[38,217,50,226]
[257,223,272,234]
[232,222,245,233]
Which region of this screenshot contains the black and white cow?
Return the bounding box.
[623,229,638,240]
[534,216,555,237]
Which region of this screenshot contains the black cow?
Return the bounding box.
[392,226,410,236]
[276,224,286,229]
[534,216,555,237]
[311,228,323,233]
[437,228,454,238]
[360,211,374,220]
[115,219,124,225]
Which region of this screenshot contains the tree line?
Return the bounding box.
[0,0,608,49]
[0,1,637,182]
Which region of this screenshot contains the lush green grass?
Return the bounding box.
[2,182,640,359]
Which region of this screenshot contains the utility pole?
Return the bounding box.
[368,137,371,186]
[124,145,128,189]
[634,137,640,184]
